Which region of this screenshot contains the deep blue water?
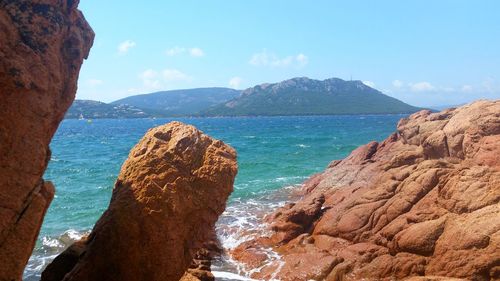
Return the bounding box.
[24,115,405,280]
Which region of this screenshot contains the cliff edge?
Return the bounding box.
[0,0,93,279]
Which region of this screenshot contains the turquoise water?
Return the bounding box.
[24,115,405,280]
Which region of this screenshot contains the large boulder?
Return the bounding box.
[42,122,238,281]
[0,0,93,279]
[233,100,500,280]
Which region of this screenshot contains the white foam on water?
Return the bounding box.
[213,184,306,280]
[272,176,307,183]
[65,229,86,241]
[24,229,89,280]
[245,247,283,279]
[24,253,60,279]
[266,250,285,281]
[212,246,284,281]
[26,182,304,280]
[212,271,258,280]
[41,236,64,248]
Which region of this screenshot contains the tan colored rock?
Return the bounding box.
[231,240,270,269]
[42,122,237,281]
[393,217,446,256]
[232,101,500,280]
[0,0,93,279]
[180,270,214,281]
[267,194,325,244]
[255,251,342,281]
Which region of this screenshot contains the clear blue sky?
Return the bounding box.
[77,0,500,107]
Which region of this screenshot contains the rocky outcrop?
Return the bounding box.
[180,232,222,281]
[42,122,238,281]
[232,100,500,280]
[0,0,93,279]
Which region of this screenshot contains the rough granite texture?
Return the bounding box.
[0,0,93,279]
[41,122,238,281]
[232,100,500,281]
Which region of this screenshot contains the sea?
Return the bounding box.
[23,115,406,280]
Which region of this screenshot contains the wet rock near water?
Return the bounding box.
[233,100,500,281]
[41,122,238,281]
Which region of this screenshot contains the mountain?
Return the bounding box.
[202,77,421,116]
[65,100,159,119]
[112,87,240,116]
[68,79,421,118]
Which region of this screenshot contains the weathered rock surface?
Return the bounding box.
[233,100,500,281]
[0,0,93,279]
[179,230,222,281]
[42,122,238,281]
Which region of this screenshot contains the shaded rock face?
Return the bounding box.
[232,100,500,281]
[0,0,93,279]
[42,122,238,281]
[179,231,222,281]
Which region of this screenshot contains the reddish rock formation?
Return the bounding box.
[42,122,238,281]
[180,230,222,281]
[0,0,93,279]
[233,100,500,281]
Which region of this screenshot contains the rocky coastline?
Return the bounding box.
[0,1,498,281]
[230,100,500,281]
[1,1,239,280]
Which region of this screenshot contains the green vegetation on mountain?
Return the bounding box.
[201,77,421,116]
[67,78,422,118]
[111,87,240,116]
[65,100,159,119]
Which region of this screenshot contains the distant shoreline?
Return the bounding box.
[64,112,420,120]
